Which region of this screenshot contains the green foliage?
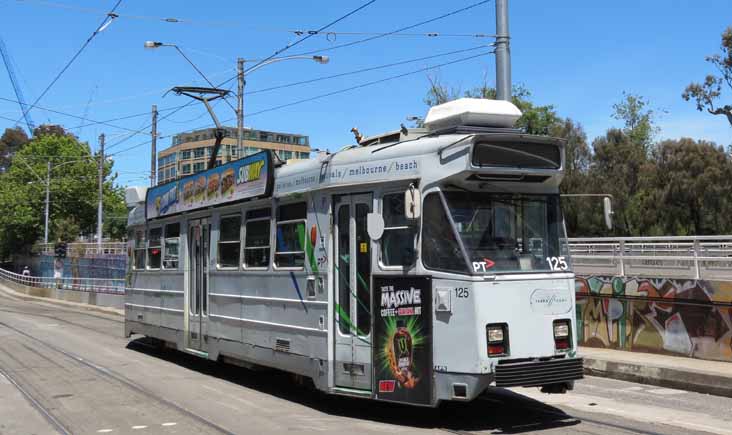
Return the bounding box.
[0,132,127,257]
[0,127,30,172]
[423,76,560,135]
[52,216,80,243]
[683,26,732,126]
[423,76,732,237]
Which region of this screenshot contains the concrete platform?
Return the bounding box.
[580,346,732,398]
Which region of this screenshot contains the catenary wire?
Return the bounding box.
[16,0,125,123]
[246,50,493,117]
[285,0,492,57]
[245,45,491,95]
[106,1,376,153]
[109,49,493,158]
[243,0,377,74]
[0,96,149,134]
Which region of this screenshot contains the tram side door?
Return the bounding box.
[187,218,210,352]
[333,193,373,391]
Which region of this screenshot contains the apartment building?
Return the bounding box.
[157,127,311,184]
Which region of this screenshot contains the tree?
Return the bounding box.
[423,76,561,135]
[0,132,126,257]
[32,124,74,139]
[549,119,598,235]
[646,138,732,235]
[612,92,659,155]
[682,26,732,127]
[0,127,30,172]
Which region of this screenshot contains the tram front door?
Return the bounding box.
[333,193,373,391]
[187,218,210,352]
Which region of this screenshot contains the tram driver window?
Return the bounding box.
[275,203,306,268]
[244,208,271,269]
[133,230,145,270]
[147,228,162,269]
[218,215,242,269]
[380,193,415,267]
[163,223,180,269]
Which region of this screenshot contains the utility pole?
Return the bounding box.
[97,133,105,253]
[495,0,511,101]
[44,161,50,244]
[237,58,244,158]
[151,104,158,186]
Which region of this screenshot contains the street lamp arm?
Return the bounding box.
[244,55,329,75]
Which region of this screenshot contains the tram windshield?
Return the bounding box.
[422,191,570,274]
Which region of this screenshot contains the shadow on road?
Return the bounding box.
[127,337,580,434]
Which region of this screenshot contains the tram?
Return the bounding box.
[125,98,583,407]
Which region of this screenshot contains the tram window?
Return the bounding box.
[147,228,162,270]
[380,193,415,267]
[244,208,271,269]
[218,215,242,269]
[275,203,306,268]
[163,223,180,269]
[422,193,470,274]
[133,230,145,270]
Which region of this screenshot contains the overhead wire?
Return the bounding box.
[107,0,378,155]
[16,0,125,123]
[287,29,495,39]
[245,45,491,95]
[109,49,494,159]
[14,0,241,28]
[245,50,494,118]
[244,0,377,74]
[0,96,148,134]
[285,0,492,57]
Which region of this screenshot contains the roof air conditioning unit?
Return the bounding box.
[423,98,522,131]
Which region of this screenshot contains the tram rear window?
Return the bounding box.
[245,208,271,269]
[472,141,561,169]
[275,203,306,268]
[133,230,145,270]
[147,228,162,269]
[163,223,180,269]
[218,215,241,268]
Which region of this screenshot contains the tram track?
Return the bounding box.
[0,320,235,435]
[0,364,72,435]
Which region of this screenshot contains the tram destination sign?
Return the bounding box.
[146,150,273,220]
[373,275,432,406]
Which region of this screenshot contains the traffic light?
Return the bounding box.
[54,242,67,258]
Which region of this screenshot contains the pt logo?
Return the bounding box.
[472,258,495,273]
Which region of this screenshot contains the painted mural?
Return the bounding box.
[576,276,732,362]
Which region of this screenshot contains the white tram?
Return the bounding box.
[125,99,583,407]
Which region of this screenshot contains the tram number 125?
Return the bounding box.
[546,256,568,271]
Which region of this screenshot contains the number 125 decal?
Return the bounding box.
[546,256,569,271]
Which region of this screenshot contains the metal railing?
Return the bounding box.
[0,267,125,294]
[36,242,127,256]
[568,236,732,280]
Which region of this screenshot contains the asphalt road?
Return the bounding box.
[1,290,732,435]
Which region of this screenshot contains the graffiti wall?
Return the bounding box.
[576,276,732,362]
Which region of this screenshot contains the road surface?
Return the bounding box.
[1,289,731,435]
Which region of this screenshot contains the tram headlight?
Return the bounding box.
[486,324,509,356]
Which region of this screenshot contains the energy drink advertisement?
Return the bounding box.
[373,276,432,405]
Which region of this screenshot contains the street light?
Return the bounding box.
[236,55,329,158]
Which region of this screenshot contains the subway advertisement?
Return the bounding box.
[373,275,432,405]
[146,150,273,220]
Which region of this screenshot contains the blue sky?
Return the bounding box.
[1,0,730,186]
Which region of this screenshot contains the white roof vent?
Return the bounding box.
[423,98,522,131]
[125,186,147,208]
